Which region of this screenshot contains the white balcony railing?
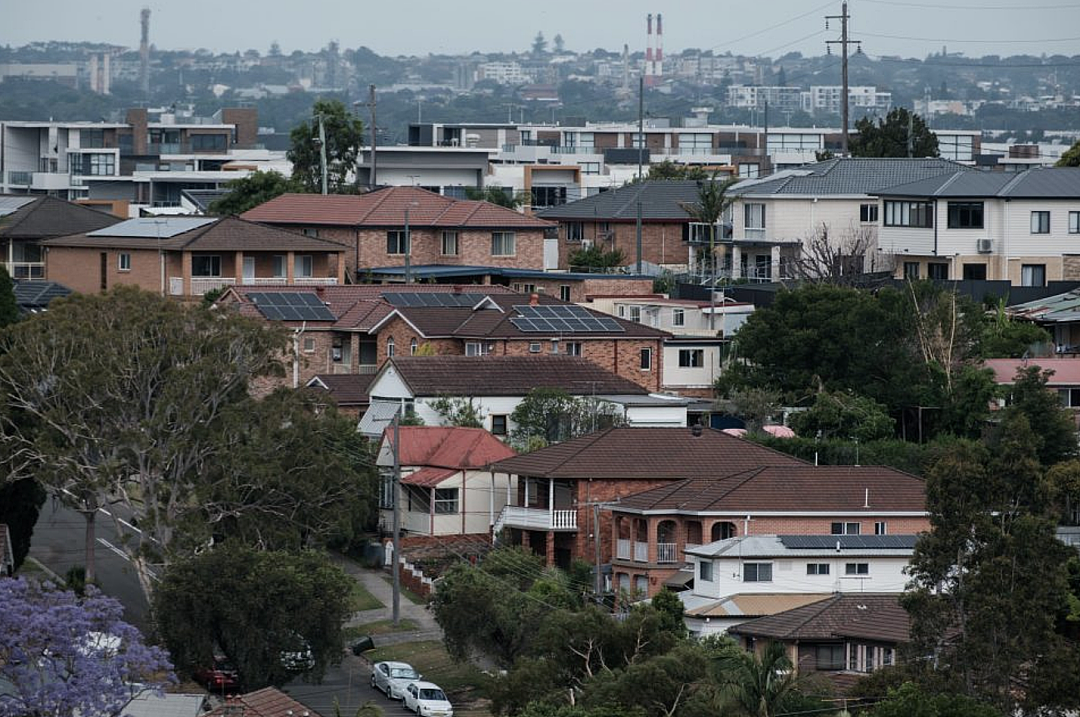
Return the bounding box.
[657,542,678,564]
[240,276,339,287]
[294,277,339,285]
[616,538,631,561]
[497,505,578,531]
[633,541,648,563]
[4,262,45,280]
[190,277,236,294]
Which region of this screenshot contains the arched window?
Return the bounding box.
[387,336,395,357]
[711,521,737,542]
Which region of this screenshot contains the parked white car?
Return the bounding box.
[370,660,421,699]
[402,681,453,717]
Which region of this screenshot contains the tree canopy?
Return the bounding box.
[0,578,173,717]
[209,170,304,215]
[153,546,353,690]
[1056,139,1080,167]
[850,108,939,158]
[509,388,625,451]
[464,185,524,209]
[288,98,365,193]
[0,266,17,328]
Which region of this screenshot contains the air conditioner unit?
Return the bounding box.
[581,239,594,249]
[976,238,993,254]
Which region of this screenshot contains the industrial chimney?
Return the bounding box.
[655,14,664,85]
[645,14,654,88]
[139,7,150,97]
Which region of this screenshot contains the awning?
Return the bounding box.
[663,568,694,589]
[401,466,459,488]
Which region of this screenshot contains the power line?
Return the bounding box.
[860,31,1080,43]
[704,0,836,53]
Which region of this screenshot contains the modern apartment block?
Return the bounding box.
[0,105,277,216]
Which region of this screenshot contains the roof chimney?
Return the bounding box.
[529,292,539,306]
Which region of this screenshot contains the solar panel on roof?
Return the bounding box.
[511,304,625,333]
[382,292,480,308]
[86,217,216,239]
[0,196,36,217]
[248,291,336,321]
[778,535,917,550]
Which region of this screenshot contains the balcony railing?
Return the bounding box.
[4,262,45,280]
[744,228,767,240]
[189,277,236,294]
[7,171,33,186]
[294,277,339,285]
[241,276,339,286]
[633,541,648,563]
[497,505,578,531]
[657,542,679,564]
[617,539,631,561]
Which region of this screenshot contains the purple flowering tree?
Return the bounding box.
[0,578,174,717]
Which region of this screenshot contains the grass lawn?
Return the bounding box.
[350,581,384,612]
[364,640,488,697]
[381,576,427,605]
[343,618,419,640]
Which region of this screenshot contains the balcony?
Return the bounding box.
[189,277,236,294]
[617,539,631,561]
[496,506,578,532]
[4,262,45,280]
[633,541,648,563]
[657,542,679,564]
[240,276,339,287]
[6,171,33,186]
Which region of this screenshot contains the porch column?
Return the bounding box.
[461,470,467,535]
[336,251,346,283]
[489,470,495,527]
[181,251,193,296]
[731,245,742,279]
[548,478,555,528]
[235,251,244,284]
[546,530,555,566]
[770,245,781,281]
[430,487,435,536]
[507,473,512,507]
[286,250,295,284]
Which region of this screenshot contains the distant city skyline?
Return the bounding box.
[7,0,1080,61]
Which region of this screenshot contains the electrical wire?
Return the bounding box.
[860,30,1080,43]
[704,0,837,54]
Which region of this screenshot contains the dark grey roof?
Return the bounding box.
[731,157,971,197]
[13,280,72,312]
[875,167,1080,199]
[536,180,703,222]
[0,195,121,238]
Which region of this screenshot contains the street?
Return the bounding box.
[284,654,420,716]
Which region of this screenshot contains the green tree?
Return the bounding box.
[567,244,626,271]
[850,108,939,158]
[154,546,353,690]
[429,395,484,428]
[0,478,46,571]
[869,682,1002,717]
[509,388,624,451]
[684,178,738,308]
[979,300,1051,358]
[1001,365,1079,466]
[650,588,687,639]
[646,160,710,181]
[208,170,304,215]
[288,98,365,193]
[719,641,809,717]
[789,390,895,441]
[0,265,18,327]
[465,185,524,209]
[1056,139,1080,167]
[532,32,548,56]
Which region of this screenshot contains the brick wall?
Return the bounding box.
[46,246,163,294]
[557,221,691,269]
[511,277,655,303]
[356,228,546,271]
[495,337,664,392]
[374,316,459,365]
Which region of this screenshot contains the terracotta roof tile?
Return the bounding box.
[241,186,554,229]
[200,687,321,717]
[388,426,517,468]
[491,427,807,480]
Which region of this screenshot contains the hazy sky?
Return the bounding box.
[6,0,1080,59]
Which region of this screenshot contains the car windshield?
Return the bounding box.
[419,688,447,701]
[391,668,419,679]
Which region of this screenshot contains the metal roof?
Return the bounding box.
[0,196,36,217]
[13,280,72,310]
[536,180,703,222]
[875,167,1080,199]
[730,157,971,197]
[86,216,216,238]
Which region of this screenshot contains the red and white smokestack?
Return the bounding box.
[656,13,664,82]
[645,14,654,86]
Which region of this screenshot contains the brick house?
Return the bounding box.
[610,465,928,598]
[218,284,669,392]
[487,426,807,571]
[1,194,120,280]
[240,185,555,280]
[536,180,704,272]
[42,216,346,298]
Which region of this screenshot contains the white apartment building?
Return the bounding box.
[478,61,530,85]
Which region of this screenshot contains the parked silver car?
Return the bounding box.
[370,660,421,699]
[402,680,453,717]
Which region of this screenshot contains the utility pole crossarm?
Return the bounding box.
[825,1,862,157]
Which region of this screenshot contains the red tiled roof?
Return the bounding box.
[984,358,1080,386]
[387,426,517,470]
[402,466,461,487]
[201,687,322,717]
[491,427,807,480]
[241,186,554,229]
[727,593,910,644]
[614,465,926,513]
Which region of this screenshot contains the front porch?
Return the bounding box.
[169,249,344,296]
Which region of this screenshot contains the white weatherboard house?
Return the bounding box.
[358,355,688,439]
[875,166,1080,285]
[679,534,916,636]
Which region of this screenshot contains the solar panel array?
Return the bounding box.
[381,292,483,308]
[86,217,216,238]
[248,292,336,321]
[778,535,917,550]
[0,196,35,217]
[509,304,625,333]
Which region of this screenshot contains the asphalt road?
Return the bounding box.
[284,654,421,716]
[28,501,151,628]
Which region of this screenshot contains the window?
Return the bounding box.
[639,348,652,371]
[698,560,713,582]
[192,255,221,277]
[441,231,459,256]
[560,285,572,302]
[387,230,409,255]
[530,186,568,208]
[80,129,105,148]
[631,132,646,149]
[190,134,227,151]
[302,227,319,238]
[410,338,418,355]
[294,255,313,278]
[273,255,287,278]
[76,153,116,176]
[302,337,315,353]
[628,306,642,323]
[379,472,394,509]
[1031,210,1050,234]
[845,563,870,575]
[744,203,766,231]
[947,201,984,229]
[883,200,933,228]
[679,349,704,368]
[806,563,830,575]
[875,521,888,535]
[903,262,920,280]
[513,283,537,295]
[465,341,486,357]
[672,308,685,327]
[1070,211,1080,234]
[433,488,459,514]
[860,203,879,223]
[962,263,987,281]
[491,231,516,256]
[1021,263,1046,287]
[565,341,582,356]
[118,253,131,272]
[738,163,760,178]
[386,337,395,358]
[927,262,949,281]
[491,415,508,436]
[816,644,845,671]
[581,162,601,175]
[529,342,542,353]
[882,647,894,667]
[831,522,860,535]
[743,562,773,582]
[550,339,559,354]
[566,222,584,242]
